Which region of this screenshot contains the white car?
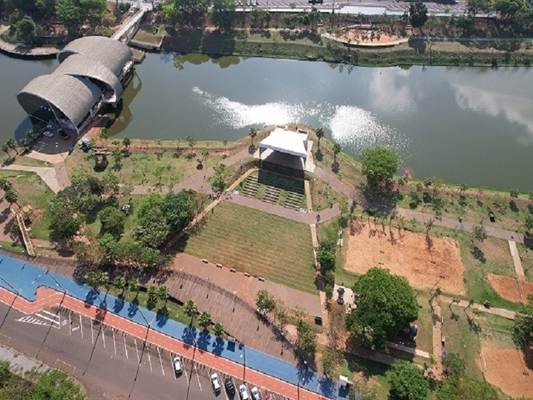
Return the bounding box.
[42,131,53,138]
[251,386,261,400]
[173,356,182,375]
[211,373,221,393]
[239,384,250,400]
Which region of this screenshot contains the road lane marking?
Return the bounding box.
[122,333,129,360]
[157,346,165,376]
[79,315,83,339]
[147,350,153,373]
[90,319,94,345]
[54,359,76,374]
[134,337,141,364]
[68,311,71,335]
[35,312,60,327]
[112,328,117,355]
[194,363,202,391]
[101,325,106,349]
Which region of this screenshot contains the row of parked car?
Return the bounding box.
[173,356,275,400]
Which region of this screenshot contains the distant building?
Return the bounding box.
[17,36,134,135]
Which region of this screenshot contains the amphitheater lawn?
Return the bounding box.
[175,202,317,294]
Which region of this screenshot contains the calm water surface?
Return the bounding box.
[1,52,532,191]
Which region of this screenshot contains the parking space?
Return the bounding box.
[38,306,288,399]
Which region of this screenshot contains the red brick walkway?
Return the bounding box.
[0,286,329,400]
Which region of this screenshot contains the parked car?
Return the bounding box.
[239,384,250,400]
[224,377,236,395]
[251,386,261,400]
[173,356,182,375]
[42,131,53,138]
[265,393,275,400]
[211,373,221,393]
[58,129,70,140]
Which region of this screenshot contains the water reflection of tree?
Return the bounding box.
[172,53,241,70]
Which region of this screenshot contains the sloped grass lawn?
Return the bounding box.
[0,170,54,241]
[175,202,317,293]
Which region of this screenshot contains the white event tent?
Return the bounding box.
[258,127,308,161]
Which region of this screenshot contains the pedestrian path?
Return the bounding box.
[0,254,341,400]
[440,295,516,320]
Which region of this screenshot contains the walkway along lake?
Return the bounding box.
[2,52,533,191]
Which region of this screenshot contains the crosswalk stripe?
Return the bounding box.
[35,313,60,325]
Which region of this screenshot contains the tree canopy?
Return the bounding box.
[98,206,125,240]
[409,1,428,28]
[513,293,533,349]
[360,146,401,188]
[14,15,38,43]
[346,268,418,349]
[388,361,429,400]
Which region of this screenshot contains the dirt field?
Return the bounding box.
[480,341,533,398]
[345,223,465,295]
[335,29,400,45]
[487,274,533,303]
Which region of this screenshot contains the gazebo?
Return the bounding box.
[258,127,311,171]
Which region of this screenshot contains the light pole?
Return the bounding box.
[0,276,20,332]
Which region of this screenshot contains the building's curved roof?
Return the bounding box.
[58,36,133,77]
[54,53,123,100]
[18,74,102,127]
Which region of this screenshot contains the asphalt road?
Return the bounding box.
[0,302,220,400]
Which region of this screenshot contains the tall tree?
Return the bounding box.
[332,142,341,164]
[409,1,428,29]
[210,0,236,30]
[128,278,140,298]
[249,128,257,146]
[56,0,83,35]
[213,322,225,337]
[315,127,324,148]
[346,268,418,349]
[14,15,38,44]
[198,311,212,330]
[388,361,429,400]
[1,144,10,159]
[4,189,18,206]
[99,206,125,240]
[184,300,197,322]
[158,285,170,305]
[513,293,533,350]
[360,146,402,188]
[84,270,108,293]
[255,289,276,313]
[113,276,127,297]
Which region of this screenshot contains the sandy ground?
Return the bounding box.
[345,222,466,295]
[487,274,533,303]
[338,29,399,44]
[480,341,533,398]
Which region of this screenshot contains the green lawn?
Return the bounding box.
[517,243,533,281]
[174,201,317,293]
[0,170,55,241]
[338,352,391,400]
[415,292,434,355]
[440,301,484,381]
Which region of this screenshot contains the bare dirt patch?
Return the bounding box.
[335,29,400,45]
[480,341,533,398]
[487,274,533,302]
[345,223,465,295]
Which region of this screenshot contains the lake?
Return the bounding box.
[1,52,532,191]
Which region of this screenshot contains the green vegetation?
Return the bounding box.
[360,146,402,189]
[0,360,84,399]
[513,294,533,350]
[388,361,430,400]
[175,201,317,293]
[346,268,419,350]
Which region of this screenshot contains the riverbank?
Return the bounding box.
[0,23,58,58]
[136,26,533,68]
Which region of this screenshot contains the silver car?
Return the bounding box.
[251,386,261,400]
[239,384,250,400]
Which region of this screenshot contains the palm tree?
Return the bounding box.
[128,278,140,299]
[84,271,109,294]
[249,128,257,146]
[184,300,197,323]
[185,135,196,153]
[332,142,341,163]
[158,285,170,305]
[0,179,12,191]
[6,139,18,155]
[147,285,158,304]
[213,322,225,337]
[19,138,28,152]
[315,127,324,148]
[198,311,212,331]
[1,144,10,159]
[113,276,127,298]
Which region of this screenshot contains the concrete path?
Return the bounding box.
[228,194,340,225]
[0,164,63,193]
[509,240,526,302]
[440,295,516,320]
[0,343,49,375]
